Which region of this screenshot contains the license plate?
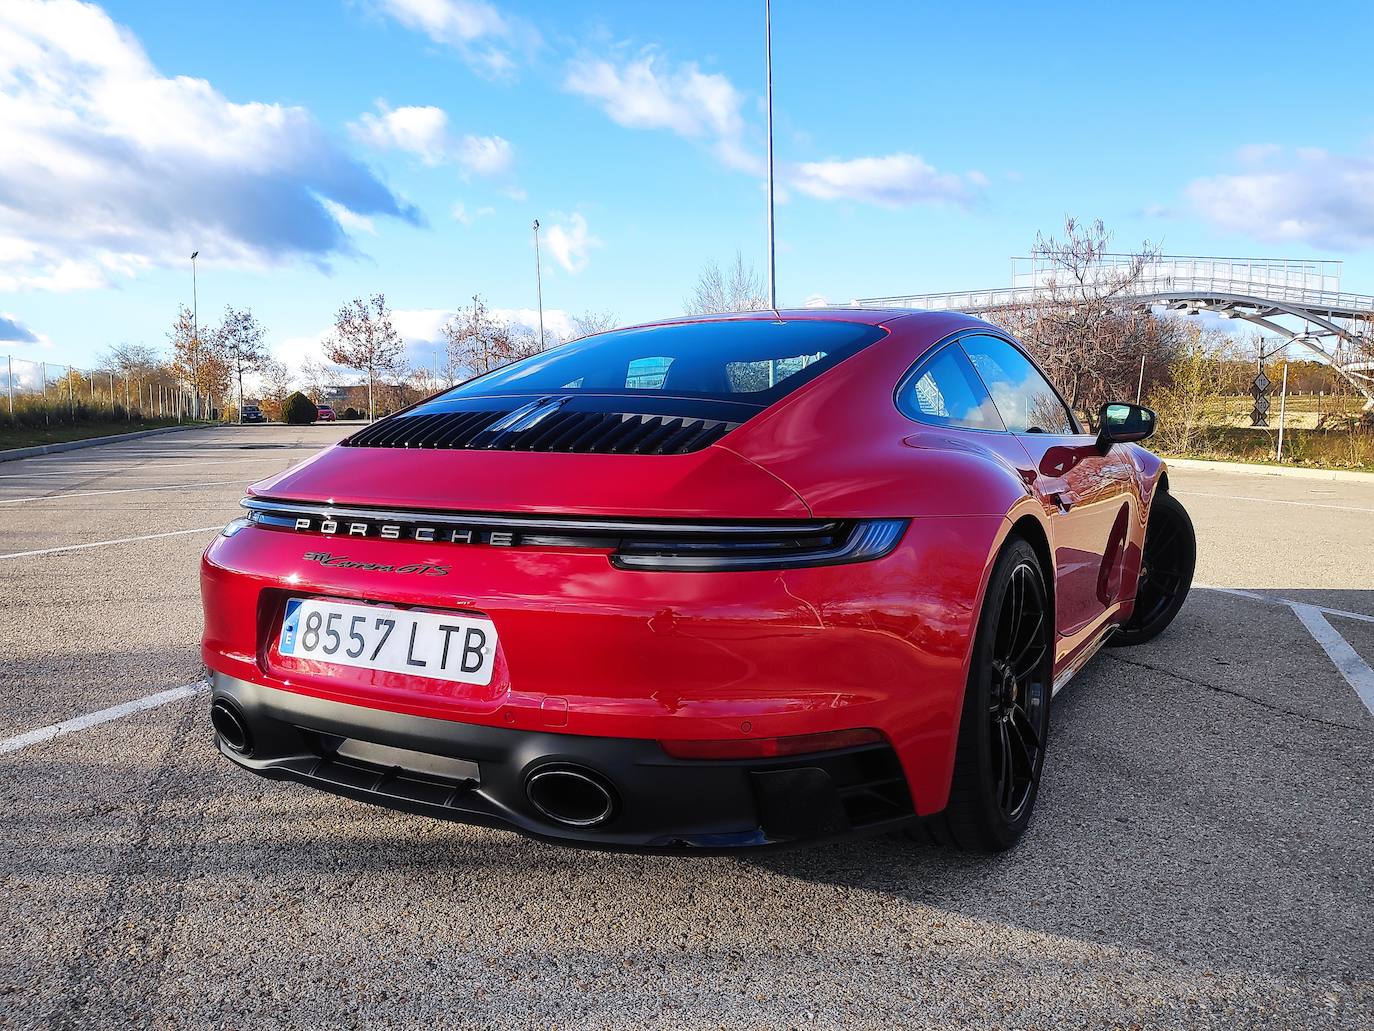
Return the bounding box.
[278,598,497,686]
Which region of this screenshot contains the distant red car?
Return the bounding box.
[316,405,337,422]
[202,311,1194,852]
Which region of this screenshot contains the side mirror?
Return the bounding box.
[1096,402,1156,451]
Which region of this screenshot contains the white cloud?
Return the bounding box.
[565,52,743,140]
[1187,145,1374,249]
[543,213,599,274]
[451,202,495,224]
[321,200,377,235]
[376,0,532,78]
[455,134,514,176]
[351,101,514,177]
[791,154,976,207]
[0,0,417,292]
[565,48,983,211]
[351,103,451,164]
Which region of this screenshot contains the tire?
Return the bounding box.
[907,536,1054,853]
[1108,489,1195,647]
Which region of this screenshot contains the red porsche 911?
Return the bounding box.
[202,310,1195,852]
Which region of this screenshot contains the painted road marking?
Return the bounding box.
[1196,585,1374,717]
[0,479,246,505]
[0,526,222,560]
[1291,605,1374,718]
[1195,584,1374,624]
[1176,491,1374,515]
[0,681,207,756]
[0,458,287,479]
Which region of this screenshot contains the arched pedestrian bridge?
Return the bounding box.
[856,255,1374,408]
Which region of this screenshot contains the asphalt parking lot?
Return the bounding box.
[0,425,1370,1030]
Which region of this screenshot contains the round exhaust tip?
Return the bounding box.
[210,699,252,755]
[524,765,617,827]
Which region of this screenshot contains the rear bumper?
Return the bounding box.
[210,671,916,851]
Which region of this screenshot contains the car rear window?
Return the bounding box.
[441,320,886,405]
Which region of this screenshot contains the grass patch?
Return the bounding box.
[1163,425,1374,473]
[0,418,192,451]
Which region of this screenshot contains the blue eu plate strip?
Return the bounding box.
[279,598,303,655]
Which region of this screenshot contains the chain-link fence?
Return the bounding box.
[1,353,200,429]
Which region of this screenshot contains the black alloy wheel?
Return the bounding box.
[987,561,1050,822]
[1109,490,1196,647]
[908,536,1053,853]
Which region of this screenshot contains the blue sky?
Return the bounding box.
[2,0,1373,372]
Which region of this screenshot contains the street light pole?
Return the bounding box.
[532,220,546,349]
[765,0,777,311]
[190,250,200,420]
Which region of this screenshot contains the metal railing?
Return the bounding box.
[858,254,1374,318]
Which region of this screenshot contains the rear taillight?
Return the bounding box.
[659,728,885,760]
[611,518,906,572]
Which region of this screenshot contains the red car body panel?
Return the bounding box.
[245,442,810,519]
[201,309,1163,832]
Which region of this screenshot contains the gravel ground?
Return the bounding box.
[0,425,1369,1030]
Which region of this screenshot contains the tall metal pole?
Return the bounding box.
[1136,353,1146,403]
[765,0,777,310]
[1276,360,1290,461]
[6,356,12,417]
[532,220,546,349]
[190,251,200,420]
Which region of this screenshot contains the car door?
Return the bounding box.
[958,335,1135,649]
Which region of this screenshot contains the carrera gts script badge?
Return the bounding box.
[302,551,449,577]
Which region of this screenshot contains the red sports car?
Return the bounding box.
[202,311,1194,852]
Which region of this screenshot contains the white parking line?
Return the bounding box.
[0,680,206,756]
[1175,491,1374,515]
[0,458,285,479]
[1291,605,1374,717]
[1196,585,1374,717]
[0,479,246,504]
[1196,584,1374,624]
[0,526,222,560]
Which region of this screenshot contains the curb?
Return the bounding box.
[1164,456,1374,484]
[0,423,218,464]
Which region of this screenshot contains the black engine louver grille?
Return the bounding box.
[342,409,738,455]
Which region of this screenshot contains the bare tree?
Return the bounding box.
[99,342,160,379]
[96,342,163,413]
[256,359,296,421]
[297,357,334,404]
[990,218,1165,423]
[685,252,768,315]
[214,306,270,424]
[442,294,543,380]
[564,310,619,342]
[324,294,406,422]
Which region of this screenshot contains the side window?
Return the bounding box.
[960,335,1075,434]
[897,344,1004,430]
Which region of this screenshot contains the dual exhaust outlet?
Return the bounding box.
[211,697,617,829]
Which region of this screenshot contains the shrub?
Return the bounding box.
[343,406,360,420]
[281,391,318,425]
